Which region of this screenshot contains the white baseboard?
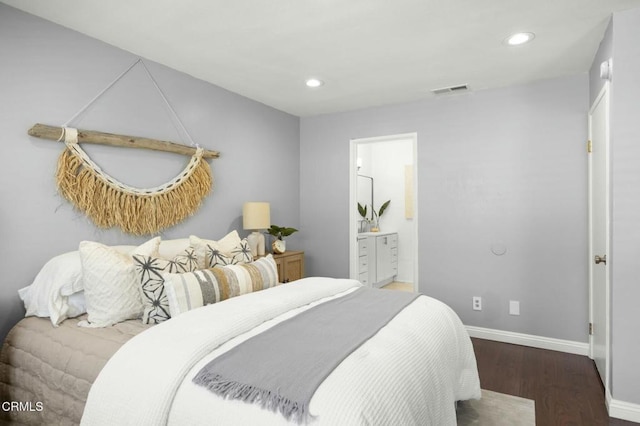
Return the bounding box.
[465,325,589,356]
[468,326,640,423]
[608,391,640,423]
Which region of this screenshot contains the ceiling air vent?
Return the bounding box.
[431,84,469,95]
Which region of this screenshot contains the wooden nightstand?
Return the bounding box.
[272,251,305,283]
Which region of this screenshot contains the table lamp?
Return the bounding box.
[242,202,270,256]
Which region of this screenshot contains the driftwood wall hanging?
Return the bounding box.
[29,59,219,235]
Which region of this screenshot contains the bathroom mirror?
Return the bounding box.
[357,159,374,233]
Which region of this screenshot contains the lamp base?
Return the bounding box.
[246,231,265,257]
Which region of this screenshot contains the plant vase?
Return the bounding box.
[267,225,298,254]
[369,200,390,233]
[272,238,286,254]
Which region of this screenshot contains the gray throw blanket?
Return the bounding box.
[193,286,420,423]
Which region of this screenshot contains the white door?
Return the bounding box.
[589,82,609,387]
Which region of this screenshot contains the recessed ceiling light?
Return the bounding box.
[505,32,535,46]
[305,78,324,88]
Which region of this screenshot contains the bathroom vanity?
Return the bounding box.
[357,231,398,288]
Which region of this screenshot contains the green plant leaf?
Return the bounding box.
[378,200,391,217]
[357,203,367,218]
[280,227,298,237]
[267,225,298,239]
[267,225,282,238]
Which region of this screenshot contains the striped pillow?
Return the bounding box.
[164,254,278,317]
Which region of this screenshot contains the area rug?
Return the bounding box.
[457,389,535,425]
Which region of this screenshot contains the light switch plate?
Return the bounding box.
[509,300,520,316]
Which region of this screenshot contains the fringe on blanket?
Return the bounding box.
[56,146,212,235]
[192,371,311,424]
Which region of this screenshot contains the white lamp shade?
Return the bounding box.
[243,202,271,230]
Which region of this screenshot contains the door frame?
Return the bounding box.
[348,133,419,291]
[588,81,611,397]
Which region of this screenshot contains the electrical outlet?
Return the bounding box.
[472,296,482,311]
[509,300,520,316]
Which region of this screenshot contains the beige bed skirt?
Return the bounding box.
[0,315,150,425]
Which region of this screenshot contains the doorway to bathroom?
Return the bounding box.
[349,133,418,292]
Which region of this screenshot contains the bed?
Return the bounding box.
[1,235,480,425]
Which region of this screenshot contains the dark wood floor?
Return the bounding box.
[472,338,638,426]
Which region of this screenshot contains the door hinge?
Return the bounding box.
[587,140,592,153]
[589,322,594,335]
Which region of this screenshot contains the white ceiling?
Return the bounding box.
[3,0,640,116]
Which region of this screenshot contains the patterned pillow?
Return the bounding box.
[192,236,253,268]
[189,231,243,268]
[133,248,199,324]
[164,254,278,317]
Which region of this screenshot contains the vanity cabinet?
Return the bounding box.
[357,232,398,288]
[357,238,370,286]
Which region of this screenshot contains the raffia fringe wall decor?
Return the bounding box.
[55,128,212,235]
[30,59,220,235]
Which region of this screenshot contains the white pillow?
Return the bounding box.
[19,250,84,326]
[18,240,160,326]
[78,238,160,328]
[157,238,191,260]
[19,246,131,325]
[66,291,87,318]
[19,239,164,326]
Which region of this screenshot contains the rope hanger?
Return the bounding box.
[28,58,219,158]
[30,58,217,235]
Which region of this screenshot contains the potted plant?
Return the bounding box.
[370,200,390,232]
[267,225,298,254]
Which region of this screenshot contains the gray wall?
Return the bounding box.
[0,4,300,342]
[301,74,589,343]
[599,7,640,407]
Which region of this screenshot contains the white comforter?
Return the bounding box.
[81,277,480,426]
